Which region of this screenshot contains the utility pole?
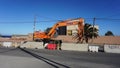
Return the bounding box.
[34,15,36,32]
[33,15,36,41]
[92,17,96,43]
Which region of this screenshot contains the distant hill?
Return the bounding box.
[0,35,12,38]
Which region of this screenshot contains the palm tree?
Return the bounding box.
[74,23,99,43]
[84,23,99,43]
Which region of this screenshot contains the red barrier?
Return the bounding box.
[47,44,57,50]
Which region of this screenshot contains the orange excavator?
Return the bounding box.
[33,18,84,49]
[33,18,84,42]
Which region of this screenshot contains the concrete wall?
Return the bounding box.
[0,42,2,46]
[12,42,21,48]
[20,42,88,52]
[61,43,88,51]
[20,42,43,49]
[104,45,120,53]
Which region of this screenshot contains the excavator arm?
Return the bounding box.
[47,18,84,38]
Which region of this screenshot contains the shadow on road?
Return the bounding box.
[19,48,70,68]
[0,48,17,53]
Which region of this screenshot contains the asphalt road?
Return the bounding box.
[0,47,120,68]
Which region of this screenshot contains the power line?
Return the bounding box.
[96,18,120,20]
[103,12,120,18]
[0,18,120,24]
[96,18,120,22]
[0,20,60,24]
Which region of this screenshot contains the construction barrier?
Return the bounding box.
[88,45,99,52]
[3,42,12,47]
[47,44,57,50]
[88,44,104,52]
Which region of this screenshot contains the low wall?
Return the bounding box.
[20,42,88,51]
[104,45,120,53]
[61,43,88,51]
[20,42,43,49]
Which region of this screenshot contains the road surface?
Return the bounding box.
[0,47,120,68]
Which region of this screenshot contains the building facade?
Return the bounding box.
[58,25,99,36]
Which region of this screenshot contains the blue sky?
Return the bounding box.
[0,0,120,35]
